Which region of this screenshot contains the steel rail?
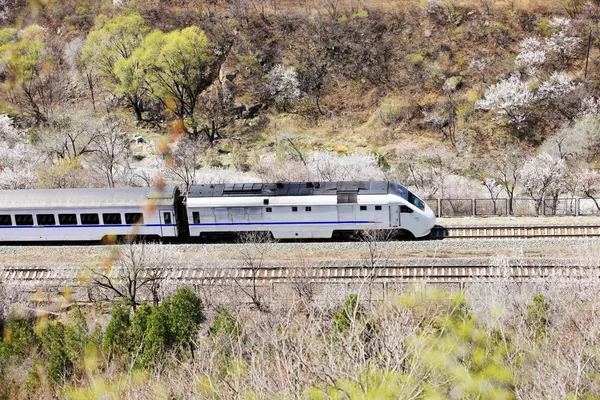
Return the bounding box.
[2,261,597,287]
[430,225,600,239]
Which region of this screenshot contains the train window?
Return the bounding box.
[360,205,367,211]
[192,212,200,224]
[407,191,425,211]
[305,207,312,212]
[15,214,33,226]
[163,212,172,225]
[125,213,144,225]
[375,206,382,211]
[59,214,77,225]
[400,205,414,214]
[263,199,269,205]
[102,213,122,225]
[292,207,298,212]
[36,214,56,226]
[80,213,99,225]
[0,215,11,226]
[266,207,272,213]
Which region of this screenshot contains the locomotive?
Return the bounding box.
[0,181,436,242]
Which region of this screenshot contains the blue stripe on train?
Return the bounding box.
[0,221,375,228]
[0,224,176,228]
[190,220,374,226]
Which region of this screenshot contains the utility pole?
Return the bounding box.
[585,30,592,79]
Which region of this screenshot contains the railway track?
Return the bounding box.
[2,259,597,287]
[430,224,600,239]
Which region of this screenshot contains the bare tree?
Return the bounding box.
[167,136,207,192]
[236,231,273,312]
[359,228,394,305]
[488,144,529,215]
[89,114,131,188]
[88,242,173,310]
[64,37,100,112]
[36,111,103,161]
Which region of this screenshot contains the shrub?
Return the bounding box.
[48,346,73,383]
[210,308,240,338]
[167,287,205,350]
[333,294,365,334]
[103,301,131,360]
[139,304,172,366]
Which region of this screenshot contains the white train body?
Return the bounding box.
[186,181,436,239]
[0,187,180,242]
[0,181,435,242]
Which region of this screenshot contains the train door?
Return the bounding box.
[160,209,174,237]
[390,205,400,227]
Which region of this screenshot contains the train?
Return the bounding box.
[0,181,436,242]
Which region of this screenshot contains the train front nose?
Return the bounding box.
[423,204,436,234]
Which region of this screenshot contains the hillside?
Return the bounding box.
[0,0,599,206]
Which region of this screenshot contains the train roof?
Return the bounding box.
[0,186,177,210]
[188,181,391,198]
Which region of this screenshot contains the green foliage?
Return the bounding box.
[140,304,172,366]
[81,13,148,77]
[130,302,152,345]
[404,53,424,66]
[167,287,205,348]
[404,290,514,399]
[39,320,67,356]
[313,289,515,399]
[133,26,215,131]
[352,9,369,18]
[306,369,407,399]
[527,294,551,342]
[64,307,88,364]
[103,300,131,358]
[22,362,43,398]
[3,316,37,359]
[0,28,17,46]
[37,316,85,385]
[534,18,553,37]
[48,345,73,383]
[81,12,149,120]
[210,308,240,338]
[333,294,365,334]
[0,25,54,122]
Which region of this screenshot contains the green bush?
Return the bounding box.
[527,294,551,342]
[103,301,131,359]
[210,308,240,338]
[333,294,365,334]
[48,346,73,383]
[140,305,172,366]
[405,53,424,66]
[3,316,37,359]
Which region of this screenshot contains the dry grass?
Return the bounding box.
[264,0,564,14]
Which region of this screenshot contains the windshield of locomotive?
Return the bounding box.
[407,191,425,211]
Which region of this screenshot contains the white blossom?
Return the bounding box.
[520,153,567,204]
[0,142,39,189]
[424,112,448,130]
[545,18,579,60]
[580,97,599,117]
[548,17,571,31]
[0,0,9,21]
[195,167,259,184]
[0,114,19,142]
[514,37,546,75]
[576,168,600,198]
[307,151,385,182]
[265,64,301,109]
[536,72,579,102]
[475,75,535,125]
